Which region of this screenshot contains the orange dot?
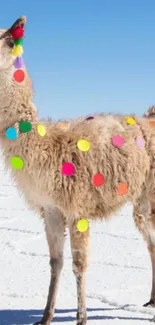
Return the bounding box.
[149,120,155,127]
[93,173,105,187]
[13,69,25,83]
[117,183,128,195]
[57,122,68,129]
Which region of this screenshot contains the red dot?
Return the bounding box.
[13,69,25,83]
[93,173,105,186]
[61,162,75,176]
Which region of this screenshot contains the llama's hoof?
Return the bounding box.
[143,299,155,307]
[77,311,87,325]
[151,316,155,322]
[77,321,87,325]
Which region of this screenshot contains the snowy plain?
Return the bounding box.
[0,152,155,325]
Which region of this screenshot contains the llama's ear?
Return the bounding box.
[0,30,10,40]
[0,16,27,40]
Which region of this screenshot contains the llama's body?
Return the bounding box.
[1,17,155,325]
[2,112,153,219]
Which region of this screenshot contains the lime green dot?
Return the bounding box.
[10,156,24,170]
[19,121,32,133]
[14,38,24,46]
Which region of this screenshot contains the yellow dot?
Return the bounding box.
[37,124,46,136]
[12,45,23,57]
[125,116,136,125]
[76,219,89,232]
[77,139,90,152]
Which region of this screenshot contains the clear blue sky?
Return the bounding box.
[0,0,155,120]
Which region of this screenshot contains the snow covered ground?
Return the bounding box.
[0,152,155,325]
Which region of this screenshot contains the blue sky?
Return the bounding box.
[0,0,155,120]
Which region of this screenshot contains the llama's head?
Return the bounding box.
[0,16,37,131]
[0,16,26,70]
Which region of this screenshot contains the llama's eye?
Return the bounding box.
[7,40,14,48]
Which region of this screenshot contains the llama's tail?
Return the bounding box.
[144,106,155,119]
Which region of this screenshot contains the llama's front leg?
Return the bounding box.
[69,219,89,325]
[34,207,66,325]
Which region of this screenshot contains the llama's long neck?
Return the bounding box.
[0,65,37,132]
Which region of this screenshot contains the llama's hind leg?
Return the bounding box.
[69,219,89,325]
[143,202,155,308]
[34,207,67,325]
[133,194,155,309]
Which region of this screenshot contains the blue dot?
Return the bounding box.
[5,127,18,140]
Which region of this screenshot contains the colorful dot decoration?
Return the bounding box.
[76,219,89,232]
[19,121,32,133]
[5,127,18,140]
[136,135,144,149]
[14,38,24,46]
[86,116,94,120]
[125,116,136,125]
[14,56,23,69]
[10,156,24,169]
[61,162,75,176]
[10,24,25,83]
[13,69,25,83]
[56,122,68,129]
[12,45,23,57]
[117,183,128,195]
[10,25,24,40]
[112,135,125,147]
[149,120,155,127]
[93,173,105,187]
[37,124,46,137]
[77,139,90,152]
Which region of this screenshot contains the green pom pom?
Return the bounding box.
[14,38,24,46]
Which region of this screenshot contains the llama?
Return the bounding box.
[1,16,155,325]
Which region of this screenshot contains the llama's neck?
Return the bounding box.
[0,65,38,132]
